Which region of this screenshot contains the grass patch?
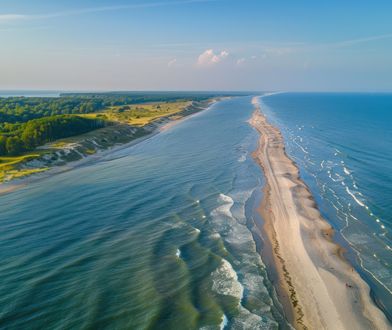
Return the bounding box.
[85,148,96,155]
[80,101,190,126]
[0,167,49,182]
[0,152,50,182]
[50,141,68,148]
[0,154,41,170]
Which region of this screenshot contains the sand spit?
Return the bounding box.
[249,96,389,329]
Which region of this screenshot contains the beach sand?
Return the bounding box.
[249,96,390,329]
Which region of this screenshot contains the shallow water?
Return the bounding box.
[261,92,392,319]
[0,97,287,329]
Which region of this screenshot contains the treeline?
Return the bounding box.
[0,92,238,156]
[0,93,222,124]
[0,97,109,124]
[0,115,105,156]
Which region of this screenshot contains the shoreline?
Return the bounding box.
[0,98,218,195]
[249,96,389,329]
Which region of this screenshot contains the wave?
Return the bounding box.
[345,186,365,207]
[292,138,309,154]
[211,259,244,300]
[343,166,351,175]
[211,193,234,218]
[238,154,247,163]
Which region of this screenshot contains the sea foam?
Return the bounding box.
[211,259,244,299]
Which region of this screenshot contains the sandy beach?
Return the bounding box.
[249,96,390,329]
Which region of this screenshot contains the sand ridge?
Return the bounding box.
[249,96,390,330]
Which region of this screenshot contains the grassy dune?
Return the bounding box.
[81,101,191,126]
[0,154,49,182]
[0,100,195,183]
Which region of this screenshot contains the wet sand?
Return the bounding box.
[249,96,390,329]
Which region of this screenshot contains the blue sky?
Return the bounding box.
[1,0,392,91]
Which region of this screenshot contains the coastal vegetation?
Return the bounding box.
[0,92,218,124]
[0,115,106,156]
[0,93,219,183]
[81,101,191,126]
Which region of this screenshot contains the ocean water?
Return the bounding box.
[0,90,61,98]
[0,97,288,329]
[260,93,392,318]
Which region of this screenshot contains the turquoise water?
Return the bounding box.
[261,93,392,318]
[0,97,288,329]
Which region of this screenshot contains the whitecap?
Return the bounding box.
[350,214,360,221]
[345,187,365,207]
[238,154,246,163]
[343,166,351,175]
[292,139,308,154]
[211,194,234,218]
[211,259,244,300]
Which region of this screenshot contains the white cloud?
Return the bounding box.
[250,55,257,60]
[167,58,177,67]
[197,49,229,66]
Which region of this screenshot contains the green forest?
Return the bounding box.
[0,115,105,156]
[0,92,216,124]
[0,93,191,156]
[0,92,233,157]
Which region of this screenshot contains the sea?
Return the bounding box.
[0,90,61,98]
[0,96,287,329]
[261,92,392,319]
[0,94,391,329]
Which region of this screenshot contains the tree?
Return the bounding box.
[6,136,24,155]
[0,135,6,156]
[21,127,36,149]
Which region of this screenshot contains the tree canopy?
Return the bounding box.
[0,115,105,156]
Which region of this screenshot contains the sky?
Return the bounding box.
[1,0,392,91]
